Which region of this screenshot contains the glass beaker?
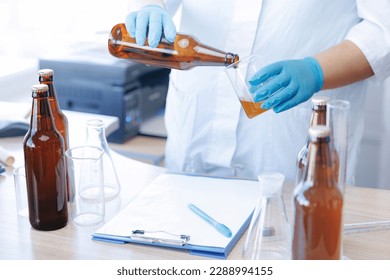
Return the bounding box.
[327,100,350,194]
[225,55,268,119]
[243,172,291,260]
[65,146,105,227]
[85,119,121,200]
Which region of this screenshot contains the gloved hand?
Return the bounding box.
[249,57,324,113]
[125,5,176,48]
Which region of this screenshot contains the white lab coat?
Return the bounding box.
[131,0,390,183]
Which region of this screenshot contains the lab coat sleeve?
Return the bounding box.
[128,0,165,11]
[163,0,182,16]
[345,0,390,81]
[128,0,182,16]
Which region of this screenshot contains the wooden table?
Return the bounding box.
[1,138,390,260]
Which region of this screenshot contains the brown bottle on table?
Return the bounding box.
[295,96,340,187]
[108,23,239,70]
[38,69,70,199]
[38,69,69,152]
[23,84,68,231]
[296,96,329,186]
[292,125,343,260]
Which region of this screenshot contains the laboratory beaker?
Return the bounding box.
[243,172,291,260]
[85,119,121,200]
[225,55,268,119]
[65,146,105,227]
[327,100,350,194]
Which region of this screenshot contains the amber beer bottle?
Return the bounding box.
[292,125,343,260]
[38,69,69,151]
[108,23,239,70]
[23,84,68,231]
[295,96,329,185]
[38,69,70,199]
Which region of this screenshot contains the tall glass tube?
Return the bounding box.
[327,100,350,194]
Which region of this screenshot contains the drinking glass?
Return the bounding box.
[225,55,268,119]
[65,146,105,227]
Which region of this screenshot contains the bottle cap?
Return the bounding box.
[31,84,49,97]
[38,69,54,77]
[311,95,330,106]
[31,84,48,92]
[309,125,330,138]
[225,53,240,66]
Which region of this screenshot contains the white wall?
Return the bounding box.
[0,0,130,102]
[355,79,390,189]
[0,0,130,55]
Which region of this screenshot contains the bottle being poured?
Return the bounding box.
[108,23,239,70]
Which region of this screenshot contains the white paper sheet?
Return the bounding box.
[95,173,262,248]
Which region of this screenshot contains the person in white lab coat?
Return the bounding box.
[126,0,390,183]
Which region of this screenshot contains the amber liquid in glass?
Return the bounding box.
[23,86,68,231]
[239,100,267,119]
[108,23,239,70]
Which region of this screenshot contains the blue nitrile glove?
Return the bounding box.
[249,57,324,113]
[125,5,176,48]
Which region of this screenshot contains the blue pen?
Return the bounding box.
[188,203,232,238]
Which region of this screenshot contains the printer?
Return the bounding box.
[39,47,170,143]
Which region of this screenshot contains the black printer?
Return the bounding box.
[39,47,170,143]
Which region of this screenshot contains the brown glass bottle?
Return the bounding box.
[108,23,239,70]
[38,69,70,199]
[292,125,343,260]
[295,96,339,185]
[23,84,68,231]
[38,69,69,151]
[295,96,338,186]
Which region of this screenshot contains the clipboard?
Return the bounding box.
[92,173,262,259]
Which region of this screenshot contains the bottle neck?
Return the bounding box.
[30,96,55,131]
[304,136,335,187]
[310,105,327,127]
[40,79,62,112]
[225,53,240,66]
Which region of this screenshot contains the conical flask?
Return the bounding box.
[243,172,291,260]
[85,119,121,200]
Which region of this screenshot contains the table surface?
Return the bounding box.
[1,129,390,260]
